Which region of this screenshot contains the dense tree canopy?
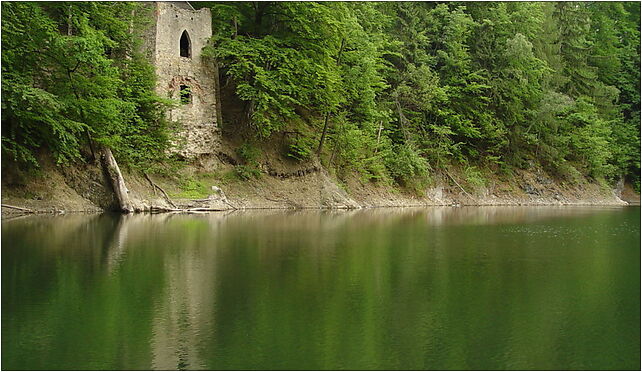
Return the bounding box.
[2,2,640,190]
[1,2,172,170]
[201,1,640,189]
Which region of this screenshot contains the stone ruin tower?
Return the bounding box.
[142,2,220,158]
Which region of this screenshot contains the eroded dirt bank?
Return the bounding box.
[2,150,636,218]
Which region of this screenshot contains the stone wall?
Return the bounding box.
[148,2,220,158]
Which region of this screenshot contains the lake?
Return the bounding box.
[2,207,640,370]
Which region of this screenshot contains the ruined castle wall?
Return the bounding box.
[152,2,220,158]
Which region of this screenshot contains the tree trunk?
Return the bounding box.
[374,120,383,155]
[316,38,346,158]
[214,61,224,128]
[100,147,133,213]
[67,5,73,36]
[316,112,331,156]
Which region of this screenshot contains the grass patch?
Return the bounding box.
[170,169,248,199]
[171,177,210,199]
[464,166,486,190]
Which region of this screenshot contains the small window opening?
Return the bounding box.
[180,30,191,58]
[180,85,192,104]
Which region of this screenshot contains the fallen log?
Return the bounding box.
[185,207,228,212]
[445,170,473,199]
[1,204,35,213]
[222,200,238,210]
[149,206,228,213]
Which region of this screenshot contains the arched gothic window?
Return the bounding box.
[180,30,191,58]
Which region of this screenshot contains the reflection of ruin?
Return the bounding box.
[95,213,223,370]
[150,247,218,370]
[149,215,223,370]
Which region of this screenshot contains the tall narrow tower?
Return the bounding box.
[143,2,220,158]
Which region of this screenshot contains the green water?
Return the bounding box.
[2,207,640,370]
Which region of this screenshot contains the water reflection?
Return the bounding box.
[2,207,639,370]
[149,214,219,370]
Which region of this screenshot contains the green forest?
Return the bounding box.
[2,2,640,191]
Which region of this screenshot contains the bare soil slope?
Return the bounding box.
[2,144,631,217]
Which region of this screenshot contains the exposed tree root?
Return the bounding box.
[143,172,177,209]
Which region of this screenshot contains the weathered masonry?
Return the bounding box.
[142,2,220,157]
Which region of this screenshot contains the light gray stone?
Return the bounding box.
[143,2,220,158]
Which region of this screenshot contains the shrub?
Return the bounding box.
[234,143,262,180]
[385,144,430,188]
[286,135,315,162]
[464,165,486,189]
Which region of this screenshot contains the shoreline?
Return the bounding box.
[2,153,638,218]
[2,198,635,219]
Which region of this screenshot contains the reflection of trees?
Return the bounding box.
[194,207,633,369]
[2,214,166,370]
[2,213,120,312]
[2,207,636,370]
